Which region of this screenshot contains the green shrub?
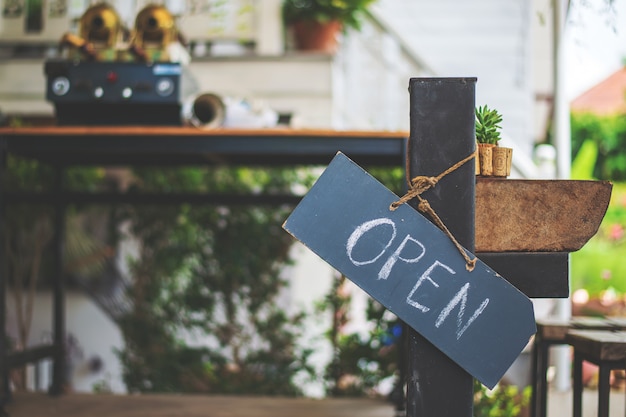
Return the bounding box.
[473,380,530,417]
[571,112,626,181]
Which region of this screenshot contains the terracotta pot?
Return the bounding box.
[290,20,342,53]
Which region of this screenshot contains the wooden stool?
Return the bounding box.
[531,317,625,417]
[566,330,626,417]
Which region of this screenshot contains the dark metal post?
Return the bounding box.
[531,333,550,417]
[572,352,582,417]
[49,163,66,396]
[0,139,9,406]
[406,77,477,417]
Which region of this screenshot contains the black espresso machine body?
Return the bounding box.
[45,60,184,125]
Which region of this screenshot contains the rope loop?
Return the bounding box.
[390,151,477,272]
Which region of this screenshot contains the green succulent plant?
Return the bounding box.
[475,105,503,145]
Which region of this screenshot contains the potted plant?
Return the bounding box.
[475,105,512,177]
[282,0,377,53]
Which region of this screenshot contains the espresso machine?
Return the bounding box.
[45,3,187,125]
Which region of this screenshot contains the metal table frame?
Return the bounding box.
[530,318,626,417]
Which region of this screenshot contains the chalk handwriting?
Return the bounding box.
[379,234,426,280]
[436,283,490,340]
[346,218,396,266]
[406,260,454,312]
[346,217,426,280]
[347,217,489,340]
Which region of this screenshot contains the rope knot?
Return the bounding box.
[410,176,438,194]
[417,198,431,214]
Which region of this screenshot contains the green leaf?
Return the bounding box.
[571,139,599,180]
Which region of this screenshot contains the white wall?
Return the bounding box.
[372,0,539,156]
[6,290,126,394]
[532,0,556,143]
[186,55,337,128]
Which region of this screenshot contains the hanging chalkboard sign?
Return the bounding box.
[283,152,536,389]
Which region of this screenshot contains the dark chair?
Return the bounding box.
[566,330,626,417]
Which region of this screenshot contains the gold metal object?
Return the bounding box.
[130,5,177,62]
